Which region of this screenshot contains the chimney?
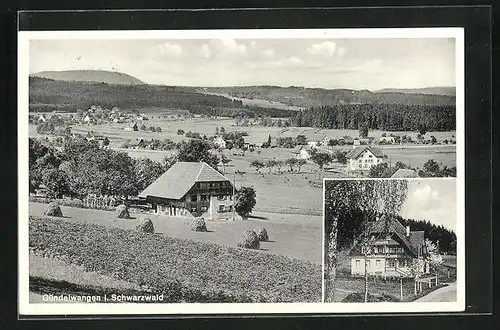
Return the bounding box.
[406,226,410,237]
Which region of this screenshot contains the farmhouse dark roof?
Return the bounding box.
[391,169,419,178]
[369,216,424,256]
[345,146,384,159]
[138,162,230,200]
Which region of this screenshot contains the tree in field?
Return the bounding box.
[133,123,139,131]
[368,163,396,178]
[310,151,333,172]
[220,154,232,174]
[134,158,165,192]
[250,160,265,173]
[394,161,408,169]
[324,180,409,302]
[296,159,307,173]
[177,129,185,135]
[334,150,347,165]
[177,139,220,169]
[220,126,225,134]
[267,134,272,146]
[296,135,307,145]
[234,186,256,219]
[274,160,285,174]
[423,159,440,176]
[359,123,369,139]
[430,135,437,144]
[328,139,338,150]
[265,159,276,174]
[103,137,110,146]
[42,168,69,199]
[285,158,298,172]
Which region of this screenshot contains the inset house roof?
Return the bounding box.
[391,169,419,178]
[345,146,384,159]
[368,216,425,257]
[138,162,230,200]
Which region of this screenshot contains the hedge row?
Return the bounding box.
[29,216,322,303]
[29,197,115,211]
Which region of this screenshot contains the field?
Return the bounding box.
[198,91,305,111]
[29,202,322,264]
[29,216,322,302]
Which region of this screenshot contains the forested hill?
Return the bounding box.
[203,86,455,108]
[31,70,145,85]
[28,77,293,118]
[292,104,456,131]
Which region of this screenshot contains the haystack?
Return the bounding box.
[44,201,63,217]
[254,227,269,242]
[190,217,207,232]
[237,229,260,249]
[115,204,130,219]
[136,217,154,234]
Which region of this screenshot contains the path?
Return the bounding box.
[414,281,457,302]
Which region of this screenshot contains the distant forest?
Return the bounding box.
[29,77,295,118]
[292,104,456,131]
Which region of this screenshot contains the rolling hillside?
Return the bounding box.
[374,87,456,96]
[30,70,145,85]
[202,86,456,107]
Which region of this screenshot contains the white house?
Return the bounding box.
[379,136,396,144]
[37,115,46,123]
[294,145,315,160]
[213,136,227,149]
[345,146,385,171]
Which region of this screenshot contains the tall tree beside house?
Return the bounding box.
[220,154,232,174]
[310,151,333,172]
[177,139,220,170]
[133,123,139,131]
[284,158,298,172]
[41,168,69,199]
[296,159,307,173]
[359,123,369,139]
[234,186,257,220]
[296,135,307,145]
[134,158,165,192]
[324,180,409,302]
[29,138,63,191]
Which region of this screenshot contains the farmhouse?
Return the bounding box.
[379,136,396,144]
[213,136,227,149]
[350,216,429,278]
[345,146,385,171]
[138,162,237,221]
[37,115,46,123]
[391,169,419,178]
[294,145,315,160]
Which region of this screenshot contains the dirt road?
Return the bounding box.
[414,281,457,302]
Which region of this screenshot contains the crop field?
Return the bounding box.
[29,216,322,302]
[29,202,322,264]
[198,91,306,111]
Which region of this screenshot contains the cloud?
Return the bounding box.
[306,41,337,57]
[260,48,275,60]
[156,42,184,57]
[210,39,247,56]
[412,184,441,210]
[199,44,211,59]
[363,59,383,71]
[337,46,347,57]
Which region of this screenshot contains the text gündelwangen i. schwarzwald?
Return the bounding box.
[42,293,165,303]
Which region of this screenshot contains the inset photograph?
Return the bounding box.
[324,178,457,303]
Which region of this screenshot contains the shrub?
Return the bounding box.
[29,217,321,303]
[136,217,154,234]
[190,218,207,232]
[237,230,260,249]
[44,201,63,217]
[254,227,269,242]
[115,204,130,219]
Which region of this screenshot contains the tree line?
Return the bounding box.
[292,104,456,131]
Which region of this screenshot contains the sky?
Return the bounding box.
[29,38,456,90]
[400,179,457,232]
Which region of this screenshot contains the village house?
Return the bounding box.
[350,215,429,278]
[37,115,46,123]
[379,136,396,144]
[293,145,315,160]
[353,137,372,146]
[213,136,227,149]
[391,168,419,178]
[138,162,237,221]
[345,145,385,171]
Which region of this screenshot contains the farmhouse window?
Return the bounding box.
[376,260,381,266]
[190,195,197,202]
[218,205,225,213]
[201,206,208,212]
[387,259,395,267]
[366,260,370,267]
[191,207,197,212]
[200,182,208,188]
[217,195,225,201]
[355,260,360,267]
[200,194,208,201]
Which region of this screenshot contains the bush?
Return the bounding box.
[237,230,260,249]
[29,217,322,302]
[115,204,130,219]
[254,227,269,242]
[136,217,154,234]
[44,201,63,217]
[342,292,399,303]
[190,218,207,232]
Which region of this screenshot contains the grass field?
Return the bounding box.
[29,202,322,264]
